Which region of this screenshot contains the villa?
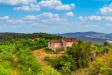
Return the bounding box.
[48,38,78,51]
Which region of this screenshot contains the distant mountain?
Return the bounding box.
[105,33,112,39]
[61,32,112,44]
[61,32,109,39]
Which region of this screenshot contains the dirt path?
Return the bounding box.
[32,48,63,66]
[32,49,48,66]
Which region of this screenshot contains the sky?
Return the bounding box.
[0,0,112,33]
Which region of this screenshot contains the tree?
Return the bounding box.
[67,41,92,68]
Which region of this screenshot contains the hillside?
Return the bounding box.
[61,32,112,39]
[0,32,61,42]
[0,33,62,75]
[61,32,112,45]
[0,32,111,75]
[73,49,112,75]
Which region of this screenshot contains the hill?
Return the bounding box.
[61,32,112,45]
[0,32,61,42]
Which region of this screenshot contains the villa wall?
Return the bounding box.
[48,42,62,51]
[48,38,77,51]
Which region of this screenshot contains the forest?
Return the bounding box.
[0,32,111,75]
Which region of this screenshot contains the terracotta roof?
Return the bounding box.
[49,38,78,43]
[49,39,62,43]
[62,38,77,42]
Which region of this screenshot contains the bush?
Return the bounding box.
[45,48,54,53]
[44,56,50,61]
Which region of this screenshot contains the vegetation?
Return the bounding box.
[0,33,61,75]
[45,41,110,75]
[0,32,111,75]
[38,66,61,75]
[45,48,54,53]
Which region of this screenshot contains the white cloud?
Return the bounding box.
[79,16,112,21]
[0,0,75,13]
[7,15,39,25]
[0,0,40,11]
[0,16,9,20]
[89,16,102,21]
[79,16,102,21]
[0,12,62,26]
[56,4,75,10]
[66,12,74,16]
[7,19,24,25]
[39,12,59,18]
[23,15,38,21]
[15,4,40,11]
[39,0,61,8]
[100,3,112,15]
[39,0,75,10]
[0,0,35,5]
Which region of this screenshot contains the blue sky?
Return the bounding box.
[0,0,112,33]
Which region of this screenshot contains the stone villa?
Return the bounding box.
[48,38,78,51]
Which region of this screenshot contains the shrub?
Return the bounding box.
[45,48,54,53]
